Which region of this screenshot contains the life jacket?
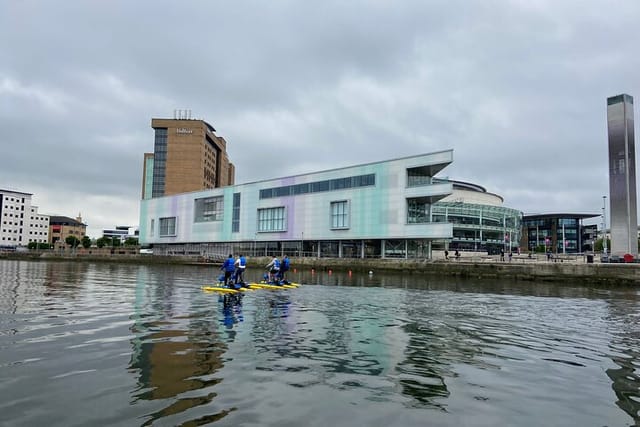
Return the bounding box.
[224,258,235,272]
[273,259,280,270]
[282,258,290,270]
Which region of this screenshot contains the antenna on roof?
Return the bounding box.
[172,109,194,120]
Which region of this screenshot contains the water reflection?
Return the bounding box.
[605,295,640,422]
[1,260,639,426]
[127,267,236,426]
[247,287,407,408]
[220,294,244,331]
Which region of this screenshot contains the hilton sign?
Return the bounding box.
[176,128,193,135]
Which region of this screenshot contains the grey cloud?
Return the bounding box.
[1,0,639,236]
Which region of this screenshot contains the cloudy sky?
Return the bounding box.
[1,1,639,238]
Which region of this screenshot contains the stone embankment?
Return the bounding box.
[291,257,639,286]
[1,251,638,286]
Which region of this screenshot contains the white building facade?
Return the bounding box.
[139,151,454,259]
[0,189,49,247]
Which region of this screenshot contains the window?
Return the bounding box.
[407,198,429,223]
[311,180,330,193]
[195,196,224,222]
[330,201,349,229]
[232,193,241,233]
[159,217,176,237]
[259,173,376,199]
[257,207,285,232]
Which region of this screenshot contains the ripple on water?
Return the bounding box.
[0,261,639,427]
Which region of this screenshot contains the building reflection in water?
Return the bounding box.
[0,260,88,315]
[250,290,408,400]
[605,295,640,424]
[127,268,239,426]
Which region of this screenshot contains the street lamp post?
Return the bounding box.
[474,228,477,252]
[602,195,607,256]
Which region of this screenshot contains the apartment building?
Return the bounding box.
[0,189,49,247]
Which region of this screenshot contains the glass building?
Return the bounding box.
[431,181,522,254]
[521,213,599,254]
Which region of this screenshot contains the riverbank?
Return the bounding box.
[2,252,638,286]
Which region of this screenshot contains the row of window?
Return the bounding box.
[524,218,579,227]
[3,197,26,203]
[10,222,46,228]
[154,200,351,237]
[151,128,168,198]
[259,174,375,199]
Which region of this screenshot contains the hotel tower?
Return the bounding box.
[142,111,235,199]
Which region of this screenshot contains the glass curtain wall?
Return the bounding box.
[433,203,522,253]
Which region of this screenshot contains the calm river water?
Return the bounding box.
[0,260,639,427]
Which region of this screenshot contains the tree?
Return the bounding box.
[96,237,109,248]
[65,235,80,248]
[124,237,139,246]
[81,236,91,249]
[28,242,38,250]
[594,238,611,252]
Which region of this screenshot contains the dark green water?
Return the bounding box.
[0,260,638,426]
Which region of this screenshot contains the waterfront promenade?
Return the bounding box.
[2,250,638,286]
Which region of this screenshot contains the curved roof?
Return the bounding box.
[448,180,504,204]
[451,180,486,193]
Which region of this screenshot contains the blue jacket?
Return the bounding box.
[222,258,235,272]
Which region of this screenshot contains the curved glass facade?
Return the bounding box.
[432,202,522,253]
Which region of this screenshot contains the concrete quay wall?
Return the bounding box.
[2,252,638,286]
[278,257,640,286]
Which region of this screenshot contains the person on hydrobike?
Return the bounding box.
[278,255,291,283]
[234,254,247,286]
[265,256,281,284]
[221,254,236,288]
